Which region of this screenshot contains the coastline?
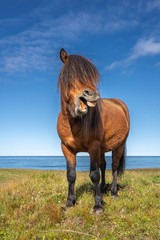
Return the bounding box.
[0,156,160,170]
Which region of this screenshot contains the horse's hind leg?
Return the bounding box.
[61,143,76,207]
[100,153,106,193]
[111,144,125,198]
[111,169,118,198]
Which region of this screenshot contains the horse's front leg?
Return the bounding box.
[61,143,76,207]
[100,153,106,193]
[88,143,103,214]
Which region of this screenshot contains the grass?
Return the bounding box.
[0,169,34,185]
[0,168,160,239]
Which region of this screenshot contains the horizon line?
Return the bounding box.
[0,155,160,157]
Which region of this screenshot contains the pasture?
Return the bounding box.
[0,168,160,239]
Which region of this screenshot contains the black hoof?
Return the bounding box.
[111,194,118,199]
[94,206,104,215]
[93,202,104,215]
[66,199,75,208]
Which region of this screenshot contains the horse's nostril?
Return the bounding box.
[83,89,100,97]
[83,90,90,96]
[83,90,94,96]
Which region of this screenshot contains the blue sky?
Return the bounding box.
[0,0,160,156]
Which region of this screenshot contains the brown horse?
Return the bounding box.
[57,49,130,214]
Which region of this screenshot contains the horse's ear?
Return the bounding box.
[60,48,68,63]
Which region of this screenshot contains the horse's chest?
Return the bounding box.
[58,119,86,151]
[70,127,88,151]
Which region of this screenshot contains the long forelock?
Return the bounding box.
[58,54,99,97]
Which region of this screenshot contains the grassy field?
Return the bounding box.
[0,168,160,240]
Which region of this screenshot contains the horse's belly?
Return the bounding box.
[101,130,128,152]
[101,118,129,152]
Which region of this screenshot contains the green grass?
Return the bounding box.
[0,169,34,185]
[0,168,160,239]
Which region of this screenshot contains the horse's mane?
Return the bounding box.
[82,99,102,140]
[58,54,99,96]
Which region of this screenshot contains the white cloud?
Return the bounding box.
[104,61,122,71]
[0,5,140,74]
[2,0,160,75]
[129,38,160,60]
[105,38,160,71]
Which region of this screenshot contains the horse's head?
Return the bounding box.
[58,49,100,118]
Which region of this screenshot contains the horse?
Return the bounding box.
[57,49,130,214]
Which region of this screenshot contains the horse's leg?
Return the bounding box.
[100,153,106,193]
[61,143,76,207]
[111,144,125,198]
[88,143,103,213]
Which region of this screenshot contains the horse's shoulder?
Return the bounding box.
[101,98,129,119]
[107,98,128,109]
[57,111,72,137]
[101,98,126,106]
[57,112,81,151]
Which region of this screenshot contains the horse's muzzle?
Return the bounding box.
[75,89,100,117]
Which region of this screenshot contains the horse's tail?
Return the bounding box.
[117,144,126,176]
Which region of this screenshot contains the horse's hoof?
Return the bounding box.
[94,204,104,215]
[94,207,104,215]
[66,200,75,207]
[111,194,118,199]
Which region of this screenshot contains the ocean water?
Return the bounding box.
[0,156,160,171]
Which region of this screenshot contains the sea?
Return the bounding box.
[0,156,160,171]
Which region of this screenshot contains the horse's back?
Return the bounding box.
[101,98,130,152]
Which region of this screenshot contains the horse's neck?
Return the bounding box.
[61,107,80,126]
[61,100,102,132]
